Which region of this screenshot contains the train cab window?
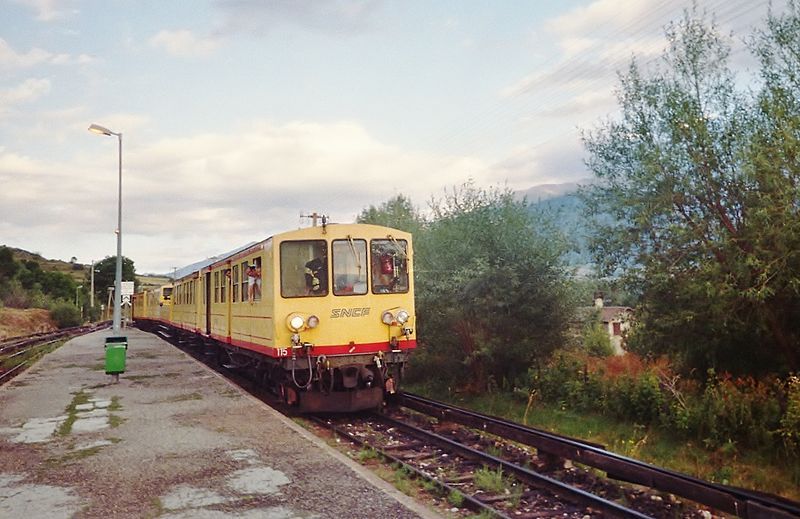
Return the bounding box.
[332,239,368,296]
[371,239,410,294]
[162,287,172,301]
[281,240,327,298]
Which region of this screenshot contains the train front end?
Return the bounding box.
[273,223,416,412]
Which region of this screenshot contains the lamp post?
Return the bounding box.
[89,123,123,334]
[75,285,83,307]
[90,260,96,309]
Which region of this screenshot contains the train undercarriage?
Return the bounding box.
[137,321,407,412]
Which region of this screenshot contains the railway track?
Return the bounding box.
[149,323,800,518]
[0,322,110,385]
[385,393,800,519]
[310,411,654,518]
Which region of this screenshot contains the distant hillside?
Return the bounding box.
[515,178,593,203]
[5,245,170,291]
[6,246,88,283]
[519,182,595,273]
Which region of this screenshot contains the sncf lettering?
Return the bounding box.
[330,307,371,319]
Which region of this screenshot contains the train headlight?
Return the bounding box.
[381,311,394,325]
[288,314,305,332]
[307,315,319,328]
[396,309,410,325]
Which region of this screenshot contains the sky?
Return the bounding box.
[0,0,789,274]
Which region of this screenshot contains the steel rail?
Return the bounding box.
[0,323,111,386]
[376,412,652,518]
[307,415,516,519]
[0,362,28,384]
[400,392,800,519]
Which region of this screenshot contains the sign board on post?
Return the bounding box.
[121,281,134,296]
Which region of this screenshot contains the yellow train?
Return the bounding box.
[132,222,416,412]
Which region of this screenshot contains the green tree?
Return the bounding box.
[581,6,800,375]
[89,256,137,306]
[17,260,42,290]
[0,246,18,285]
[411,182,574,391]
[357,194,425,234]
[40,271,77,302]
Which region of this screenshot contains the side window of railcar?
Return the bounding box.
[221,269,229,303]
[214,271,219,303]
[371,239,410,294]
[240,261,249,302]
[332,239,368,296]
[280,240,328,298]
[249,256,262,301]
[232,265,239,303]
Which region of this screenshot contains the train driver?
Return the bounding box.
[304,248,328,295]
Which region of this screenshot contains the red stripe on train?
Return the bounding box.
[224,338,417,358]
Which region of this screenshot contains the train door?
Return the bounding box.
[205,271,211,335]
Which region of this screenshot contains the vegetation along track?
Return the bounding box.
[0,322,110,385]
[148,324,800,518]
[382,393,800,519]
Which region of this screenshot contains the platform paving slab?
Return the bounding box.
[0,329,441,518]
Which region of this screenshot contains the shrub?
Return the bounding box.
[2,280,31,308]
[693,371,782,449]
[50,302,81,328]
[584,321,614,357]
[778,375,800,456]
[531,351,793,455]
[605,371,665,424]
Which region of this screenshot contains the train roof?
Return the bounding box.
[172,223,411,282]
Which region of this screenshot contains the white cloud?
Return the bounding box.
[215,0,382,36]
[0,78,51,112]
[492,136,587,188]
[546,0,658,44]
[149,30,222,58]
[0,119,500,272]
[538,90,616,118]
[12,0,77,22]
[0,39,52,68]
[0,38,94,69]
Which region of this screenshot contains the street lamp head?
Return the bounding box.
[88,123,118,137]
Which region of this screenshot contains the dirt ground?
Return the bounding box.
[0,308,56,340]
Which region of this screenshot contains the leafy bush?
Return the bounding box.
[605,371,665,424]
[2,280,32,308]
[530,351,796,456]
[584,321,614,357]
[49,302,81,328]
[779,375,800,456]
[694,370,782,449]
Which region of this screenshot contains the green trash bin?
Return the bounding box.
[105,336,128,375]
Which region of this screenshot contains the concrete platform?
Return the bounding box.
[0,329,439,518]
